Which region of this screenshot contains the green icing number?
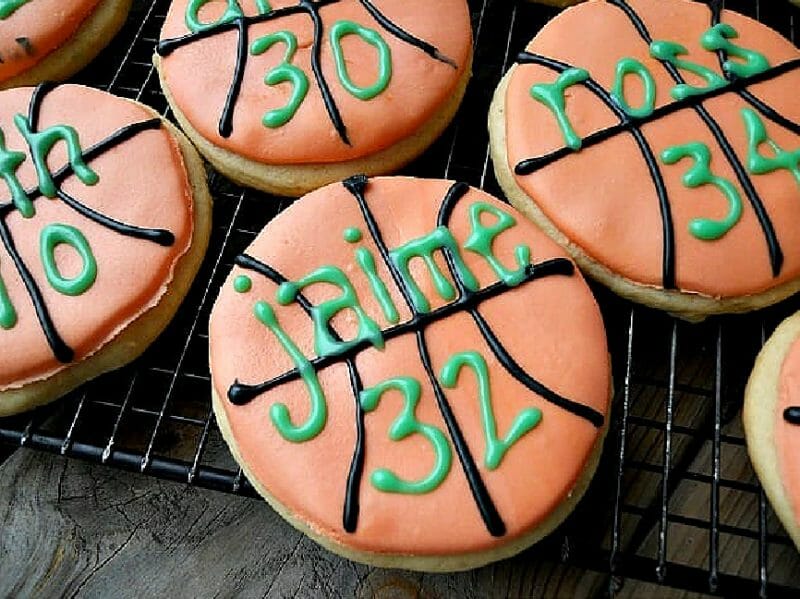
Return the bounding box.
[611,58,656,118]
[741,108,800,185]
[700,23,769,79]
[649,40,727,101]
[0,128,30,218]
[661,142,743,241]
[40,224,97,296]
[330,20,392,101]
[276,265,384,357]
[185,0,243,32]
[250,31,310,128]
[254,300,327,442]
[360,377,452,494]
[530,68,589,151]
[440,351,541,470]
[0,260,17,329]
[0,0,29,19]
[463,202,530,287]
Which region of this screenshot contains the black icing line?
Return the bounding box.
[784,406,800,425]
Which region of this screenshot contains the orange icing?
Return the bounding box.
[503,0,800,298]
[159,0,472,164]
[0,0,102,82]
[209,177,610,555]
[0,84,193,390]
[777,335,800,526]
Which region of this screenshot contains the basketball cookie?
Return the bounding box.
[489,0,800,321]
[0,0,133,89]
[155,0,472,197]
[0,83,211,417]
[209,176,610,571]
[745,311,800,549]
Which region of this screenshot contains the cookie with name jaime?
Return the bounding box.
[489,0,800,321]
[0,83,211,417]
[155,0,472,197]
[209,176,610,571]
[0,0,133,89]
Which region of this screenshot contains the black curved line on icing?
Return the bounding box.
[607,0,783,277]
[56,190,175,246]
[357,0,457,68]
[231,252,365,534]
[436,180,606,428]
[784,406,800,425]
[219,18,249,138]
[517,51,676,289]
[28,81,57,129]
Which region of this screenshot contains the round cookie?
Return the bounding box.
[0,83,211,417]
[0,0,133,90]
[745,311,800,549]
[209,176,610,571]
[155,0,472,197]
[489,0,800,321]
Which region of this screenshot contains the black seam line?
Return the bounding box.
[230,253,365,534]
[218,17,249,138]
[606,0,784,276]
[784,406,800,424]
[517,51,675,289]
[28,81,57,130]
[435,181,605,428]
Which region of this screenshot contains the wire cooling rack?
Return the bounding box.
[1,0,799,595]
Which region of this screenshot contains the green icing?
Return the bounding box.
[0,260,17,330]
[234,275,252,293]
[611,57,656,118]
[40,224,97,296]
[649,40,727,101]
[701,23,769,79]
[463,202,530,287]
[186,0,242,33]
[741,108,800,185]
[529,68,589,151]
[276,265,384,357]
[254,300,327,442]
[661,142,743,241]
[14,115,98,199]
[360,377,452,494]
[343,227,362,243]
[0,0,30,19]
[255,0,270,13]
[251,31,309,128]
[440,351,541,470]
[0,127,30,218]
[330,20,392,101]
[389,226,479,314]
[355,247,399,324]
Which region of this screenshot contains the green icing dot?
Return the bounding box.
[343,227,362,243]
[233,275,252,293]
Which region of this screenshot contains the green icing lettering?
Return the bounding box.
[0,0,30,19]
[440,351,541,470]
[330,20,392,101]
[0,260,17,330]
[741,108,800,185]
[276,265,384,357]
[463,201,530,287]
[611,57,656,118]
[253,300,327,442]
[343,227,362,243]
[40,224,97,296]
[14,115,98,199]
[649,40,726,101]
[355,247,399,324]
[185,0,242,33]
[0,127,30,218]
[251,31,309,128]
[233,275,252,293]
[255,0,270,13]
[529,68,589,151]
[389,226,479,313]
[360,377,452,494]
[661,142,743,241]
[700,23,769,79]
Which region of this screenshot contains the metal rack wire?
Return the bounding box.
[1,0,799,595]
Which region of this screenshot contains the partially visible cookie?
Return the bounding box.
[745,311,800,549]
[0,0,133,90]
[0,83,211,416]
[155,0,473,197]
